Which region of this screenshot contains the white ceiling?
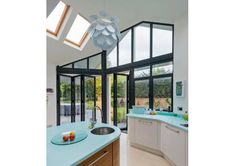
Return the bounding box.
[47,0,188,65]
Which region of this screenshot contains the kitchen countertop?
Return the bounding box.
[47,121,121,166]
[127,113,188,132]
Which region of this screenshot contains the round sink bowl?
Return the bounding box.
[91,127,115,135]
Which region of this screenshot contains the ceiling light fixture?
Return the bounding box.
[88,11,120,50]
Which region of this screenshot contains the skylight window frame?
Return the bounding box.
[64,14,91,48]
[64,32,89,47]
[46,1,70,37]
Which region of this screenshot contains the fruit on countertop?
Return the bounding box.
[183,114,188,121]
[150,111,157,115]
[62,131,76,142]
[69,131,76,141]
[70,131,76,136]
[63,135,69,142]
[69,134,75,141]
[183,111,188,121]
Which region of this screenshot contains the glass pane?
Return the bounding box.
[134,24,150,62]
[152,61,173,76]
[60,76,71,124]
[153,77,172,111]
[117,75,127,129]
[75,77,81,122]
[153,25,173,57]
[74,59,87,69]
[107,47,117,68]
[108,74,114,125]
[63,64,72,68]
[46,1,68,35]
[119,30,132,66]
[89,55,101,69]
[135,79,149,108]
[95,76,102,123]
[85,77,95,121]
[65,14,90,46]
[134,66,150,78]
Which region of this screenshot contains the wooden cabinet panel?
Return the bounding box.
[112,139,120,166]
[78,139,120,166]
[79,144,112,166]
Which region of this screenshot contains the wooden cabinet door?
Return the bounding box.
[161,123,187,166]
[135,118,158,149]
[79,144,113,166]
[112,139,120,166]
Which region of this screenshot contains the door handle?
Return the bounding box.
[139,119,153,125]
[165,125,180,133]
[88,150,109,166]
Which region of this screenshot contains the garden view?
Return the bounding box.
[60,65,172,125]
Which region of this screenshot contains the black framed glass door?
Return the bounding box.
[58,74,96,125]
[74,76,81,122]
[84,75,96,122]
[59,74,73,125]
[113,73,129,130]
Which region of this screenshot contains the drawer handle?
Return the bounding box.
[139,120,153,124]
[166,126,180,133]
[88,150,109,166]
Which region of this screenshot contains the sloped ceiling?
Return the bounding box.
[47,0,187,65]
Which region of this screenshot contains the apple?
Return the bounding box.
[63,135,69,142]
[70,131,76,136]
[69,134,75,141]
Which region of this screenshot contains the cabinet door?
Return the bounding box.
[128,117,135,143]
[161,123,186,166]
[79,144,113,166]
[135,118,158,149]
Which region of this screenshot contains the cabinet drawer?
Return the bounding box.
[78,144,113,166]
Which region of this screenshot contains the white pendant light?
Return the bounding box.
[88,11,120,50]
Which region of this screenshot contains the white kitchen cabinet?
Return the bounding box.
[134,118,160,150]
[128,117,135,143]
[161,123,188,166]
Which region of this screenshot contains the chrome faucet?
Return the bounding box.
[89,106,102,129]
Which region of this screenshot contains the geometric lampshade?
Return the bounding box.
[88,11,120,50]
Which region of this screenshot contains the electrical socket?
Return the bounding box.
[177,106,183,111]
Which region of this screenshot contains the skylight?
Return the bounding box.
[65,14,90,47]
[46,1,69,36]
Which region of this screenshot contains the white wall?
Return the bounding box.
[47,63,56,127]
[173,13,188,114]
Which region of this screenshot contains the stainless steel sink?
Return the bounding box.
[91,127,115,135]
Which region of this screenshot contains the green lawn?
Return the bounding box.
[111,107,127,123]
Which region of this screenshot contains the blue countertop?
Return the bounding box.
[47,121,121,166]
[127,113,188,132]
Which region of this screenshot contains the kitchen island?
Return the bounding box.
[47,121,121,166]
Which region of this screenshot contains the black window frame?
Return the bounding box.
[56,21,174,126]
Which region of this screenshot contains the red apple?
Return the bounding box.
[69,134,75,141]
[63,135,69,142]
